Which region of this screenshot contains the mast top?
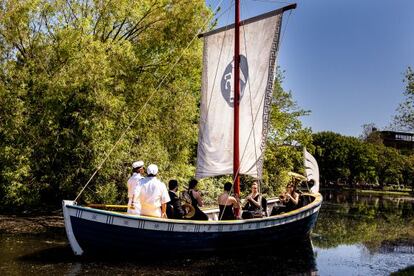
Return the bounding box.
[199,3,297,38]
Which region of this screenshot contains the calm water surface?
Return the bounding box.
[1,191,413,275]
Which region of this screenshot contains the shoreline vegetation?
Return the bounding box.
[353,189,412,196]
[321,187,413,197]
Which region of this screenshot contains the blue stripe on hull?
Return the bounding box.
[71,212,319,255]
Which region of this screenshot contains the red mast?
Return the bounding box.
[233,0,241,202]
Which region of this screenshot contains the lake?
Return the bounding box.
[1,191,413,275]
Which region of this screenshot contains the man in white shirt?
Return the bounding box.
[127,160,144,214]
[133,164,170,218]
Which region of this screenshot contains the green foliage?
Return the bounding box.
[262,69,312,196]
[360,123,383,145]
[313,132,352,184]
[0,0,211,208]
[313,131,413,188]
[0,1,311,209]
[394,67,414,131]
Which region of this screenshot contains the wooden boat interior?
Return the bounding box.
[84,193,320,223]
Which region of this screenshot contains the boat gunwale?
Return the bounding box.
[64,192,322,225]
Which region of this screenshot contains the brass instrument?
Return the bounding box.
[279,193,290,204]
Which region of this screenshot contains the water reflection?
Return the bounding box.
[7,236,317,275]
[314,191,414,275]
[379,240,414,254]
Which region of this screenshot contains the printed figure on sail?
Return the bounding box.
[221,55,249,107]
[196,11,283,179]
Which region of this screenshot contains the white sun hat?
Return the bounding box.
[132,160,144,169]
[146,164,158,175]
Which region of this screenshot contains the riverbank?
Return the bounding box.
[354,189,412,196]
[321,187,413,197]
[0,212,64,235]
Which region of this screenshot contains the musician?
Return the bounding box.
[280,183,299,208]
[187,179,208,220]
[242,182,266,219]
[271,183,299,215]
[218,182,240,220]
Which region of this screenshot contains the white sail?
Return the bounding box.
[196,11,283,179]
[304,148,320,193]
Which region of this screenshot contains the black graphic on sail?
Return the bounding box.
[221,55,249,107]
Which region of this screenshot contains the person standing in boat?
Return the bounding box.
[133,164,170,218]
[242,182,266,219]
[127,160,145,214]
[187,179,208,220]
[218,182,240,220]
[166,179,185,219]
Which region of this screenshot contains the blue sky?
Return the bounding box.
[205,0,414,137]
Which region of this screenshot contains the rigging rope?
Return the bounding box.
[75,0,226,202]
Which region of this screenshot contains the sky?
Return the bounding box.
[205,0,414,137]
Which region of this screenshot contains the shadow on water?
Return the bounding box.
[17,238,317,275]
[18,243,76,263]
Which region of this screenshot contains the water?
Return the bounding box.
[313,191,414,275]
[1,191,413,275]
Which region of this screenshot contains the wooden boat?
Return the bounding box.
[63,2,323,256]
[63,193,321,255]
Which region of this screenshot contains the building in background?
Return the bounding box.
[376,130,414,151]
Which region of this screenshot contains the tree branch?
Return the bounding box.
[110,18,127,41]
[128,18,165,42]
[116,2,163,42]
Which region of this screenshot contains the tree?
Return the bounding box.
[346,138,378,185]
[375,146,404,187]
[263,69,312,195]
[312,132,351,185]
[360,123,383,145]
[393,67,414,131]
[313,132,379,186]
[402,154,414,192]
[0,1,311,208]
[0,0,212,208]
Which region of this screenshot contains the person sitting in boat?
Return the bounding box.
[271,183,300,215]
[241,181,266,219]
[186,179,208,220]
[133,164,170,218]
[127,160,145,214]
[218,182,240,220]
[166,179,185,219]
